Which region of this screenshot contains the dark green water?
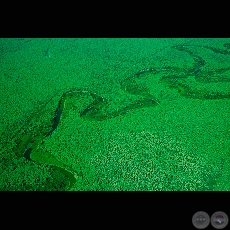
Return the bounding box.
[8,40,230,190]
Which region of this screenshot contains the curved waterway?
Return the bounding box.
[16,42,230,190]
[24,147,77,190]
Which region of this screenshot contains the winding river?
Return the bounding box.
[13,42,230,190]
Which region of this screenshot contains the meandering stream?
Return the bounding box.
[14,42,230,190]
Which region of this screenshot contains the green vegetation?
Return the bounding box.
[1,38,230,191]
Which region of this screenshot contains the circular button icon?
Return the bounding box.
[192,211,210,229]
[211,211,228,229]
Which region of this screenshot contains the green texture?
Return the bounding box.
[1,38,230,191]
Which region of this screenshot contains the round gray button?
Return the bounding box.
[192,211,210,229]
[211,211,228,229]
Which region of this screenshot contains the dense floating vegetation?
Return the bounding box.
[1,40,230,191]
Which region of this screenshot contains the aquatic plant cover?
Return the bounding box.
[0,38,230,191]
